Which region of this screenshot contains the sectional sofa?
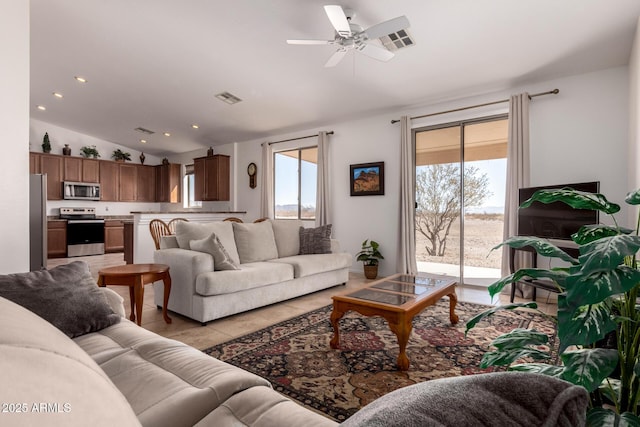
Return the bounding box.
[153,219,353,324]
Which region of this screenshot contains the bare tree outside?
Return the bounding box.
[415,164,492,257]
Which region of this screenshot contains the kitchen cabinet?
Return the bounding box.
[40,154,64,200]
[63,157,82,181]
[104,220,124,253]
[99,160,119,201]
[29,152,40,173]
[119,164,137,201]
[82,159,100,183]
[124,221,133,264]
[155,163,182,203]
[47,220,67,258]
[137,165,156,202]
[194,155,229,201]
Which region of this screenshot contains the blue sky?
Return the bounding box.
[274,154,316,206]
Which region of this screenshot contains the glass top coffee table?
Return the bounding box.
[330,273,458,371]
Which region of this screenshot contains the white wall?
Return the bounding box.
[30,119,166,216]
[233,66,631,277]
[0,2,29,273]
[629,17,640,229]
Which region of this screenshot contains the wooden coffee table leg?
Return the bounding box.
[388,314,412,371]
[448,292,459,324]
[161,272,172,324]
[133,275,144,326]
[330,304,345,349]
[128,286,136,323]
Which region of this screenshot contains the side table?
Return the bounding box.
[97,263,172,326]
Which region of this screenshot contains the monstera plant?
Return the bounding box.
[466,187,640,426]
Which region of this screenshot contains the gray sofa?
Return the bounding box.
[0,262,337,427]
[153,219,352,324]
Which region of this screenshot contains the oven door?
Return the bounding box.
[67,219,105,257]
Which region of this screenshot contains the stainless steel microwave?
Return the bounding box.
[63,181,101,200]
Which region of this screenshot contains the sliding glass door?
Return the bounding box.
[414,116,508,286]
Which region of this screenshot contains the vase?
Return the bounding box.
[139,152,145,164]
[62,144,71,156]
[162,158,169,165]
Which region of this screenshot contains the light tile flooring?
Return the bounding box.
[49,253,558,351]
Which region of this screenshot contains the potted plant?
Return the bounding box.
[356,239,384,279]
[41,132,51,153]
[111,149,131,162]
[465,187,640,425]
[80,145,100,158]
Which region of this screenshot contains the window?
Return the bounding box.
[274,147,317,219]
[183,164,202,208]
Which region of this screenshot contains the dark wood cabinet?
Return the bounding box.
[194,155,229,201]
[82,159,100,183]
[104,220,124,253]
[155,163,182,203]
[99,160,120,201]
[124,221,133,264]
[137,165,156,202]
[118,164,137,201]
[40,154,63,200]
[47,220,67,258]
[29,152,40,173]
[63,157,82,181]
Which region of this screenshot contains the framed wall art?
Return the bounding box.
[350,161,385,196]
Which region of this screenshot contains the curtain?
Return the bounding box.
[399,116,418,274]
[316,131,331,226]
[502,93,531,297]
[260,142,274,219]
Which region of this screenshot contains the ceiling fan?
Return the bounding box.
[287,5,410,67]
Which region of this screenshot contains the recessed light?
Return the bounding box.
[53,92,63,98]
[74,76,87,83]
[163,132,171,137]
[191,124,199,129]
[37,105,46,111]
[140,139,147,144]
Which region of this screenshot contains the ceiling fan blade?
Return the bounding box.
[363,15,410,40]
[356,43,394,62]
[324,5,351,37]
[287,39,332,45]
[325,49,347,67]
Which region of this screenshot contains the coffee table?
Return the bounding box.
[97,263,172,326]
[330,273,458,371]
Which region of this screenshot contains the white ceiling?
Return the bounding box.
[30,1,640,156]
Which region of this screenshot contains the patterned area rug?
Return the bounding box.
[203,299,557,422]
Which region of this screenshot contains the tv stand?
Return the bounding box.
[508,239,579,303]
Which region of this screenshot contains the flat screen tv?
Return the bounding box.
[517,181,600,240]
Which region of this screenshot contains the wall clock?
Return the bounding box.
[247,162,257,189]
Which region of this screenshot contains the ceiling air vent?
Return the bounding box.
[135,127,155,135]
[215,92,242,105]
[379,28,415,52]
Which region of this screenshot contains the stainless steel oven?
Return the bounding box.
[60,207,105,257]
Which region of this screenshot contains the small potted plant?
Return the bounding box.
[356,239,384,279]
[112,149,131,162]
[80,145,100,158]
[41,132,51,153]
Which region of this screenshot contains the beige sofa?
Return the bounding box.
[153,219,352,325]
[0,288,336,426]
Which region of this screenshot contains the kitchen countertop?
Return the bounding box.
[47,215,134,221]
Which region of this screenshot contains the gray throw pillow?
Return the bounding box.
[191,233,240,271]
[0,261,120,338]
[299,224,332,254]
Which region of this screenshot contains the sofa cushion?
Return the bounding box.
[0,296,140,426]
[195,262,294,296]
[269,253,353,278]
[191,233,240,271]
[299,224,333,254]
[175,221,240,265]
[233,221,279,263]
[269,219,303,257]
[0,261,120,338]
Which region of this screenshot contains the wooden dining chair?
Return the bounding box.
[223,217,244,223]
[149,219,170,250]
[167,218,188,234]
[253,217,268,223]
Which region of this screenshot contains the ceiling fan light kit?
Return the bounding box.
[286,4,412,67]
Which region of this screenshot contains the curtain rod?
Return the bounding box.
[390,89,559,124]
[267,131,334,145]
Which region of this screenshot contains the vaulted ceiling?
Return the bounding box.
[30,1,640,156]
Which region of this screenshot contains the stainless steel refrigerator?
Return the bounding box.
[30,174,47,271]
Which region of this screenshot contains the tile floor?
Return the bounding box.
[49,253,558,351]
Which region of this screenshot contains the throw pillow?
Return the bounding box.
[299,224,333,254]
[191,233,240,271]
[0,261,120,338]
[232,221,279,263]
[269,219,303,258]
[175,220,240,265]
